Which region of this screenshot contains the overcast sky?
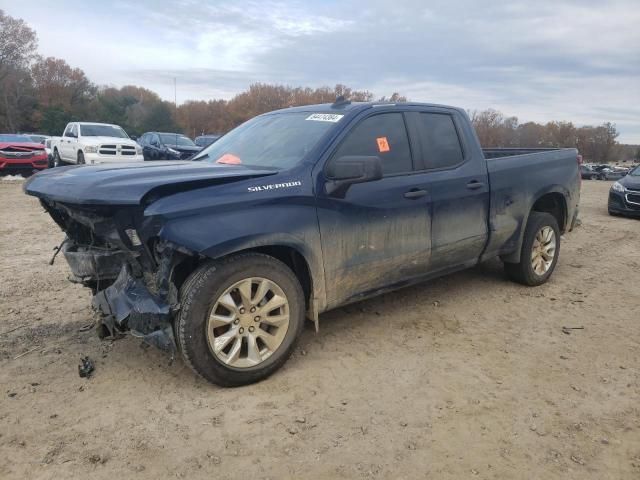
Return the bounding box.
[3,0,639,142]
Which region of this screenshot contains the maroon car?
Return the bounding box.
[0,134,49,174]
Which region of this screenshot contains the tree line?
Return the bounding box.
[1,9,637,163]
[469,109,638,163]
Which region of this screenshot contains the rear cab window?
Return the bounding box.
[414,113,464,170]
[330,112,413,176]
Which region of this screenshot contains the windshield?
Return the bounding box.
[80,124,129,138]
[0,134,34,143]
[630,165,640,176]
[28,135,47,144]
[199,112,342,169]
[159,133,196,147]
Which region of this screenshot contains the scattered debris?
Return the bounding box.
[14,345,42,360]
[287,427,299,435]
[570,455,585,465]
[78,356,95,378]
[8,392,17,398]
[78,323,94,333]
[562,326,584,335]
[560,355,569,360]
[0,324,27,336]
[295,417,306,424]
[0,174,25,182]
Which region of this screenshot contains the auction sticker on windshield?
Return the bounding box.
[305,113,344,122]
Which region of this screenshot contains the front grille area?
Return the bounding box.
[98,144,137,156]
[626,193,640,208]
[0,150,34,159]
[121,145,136,156]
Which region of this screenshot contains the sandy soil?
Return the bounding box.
[0,178,639,479]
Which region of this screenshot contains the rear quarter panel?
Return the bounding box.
[484,149,580,261]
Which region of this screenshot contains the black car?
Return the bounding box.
[609,165,640,217]
[194,134,221,148]
[138,132,201,160]
[580,164,597,180]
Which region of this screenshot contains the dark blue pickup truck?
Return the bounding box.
[25,100,581,386]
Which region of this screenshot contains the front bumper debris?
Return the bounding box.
[62,242,127,284]
[92,265,177,353]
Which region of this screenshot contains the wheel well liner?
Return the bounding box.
[531,192,567,232]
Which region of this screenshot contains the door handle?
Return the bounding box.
[466,180,485,190]
[404,189,428,199]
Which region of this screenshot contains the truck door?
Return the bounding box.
[61,124,75,161]
[68,124,79,162]
[316,111,432,309]
[408,111,489,270]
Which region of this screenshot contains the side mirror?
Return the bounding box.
[130,135,138,141]
[325,155,383,197]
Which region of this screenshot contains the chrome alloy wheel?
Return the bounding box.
[531,226,556,275]
[206,277,290,368]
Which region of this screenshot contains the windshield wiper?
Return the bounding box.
[191,153,209,162]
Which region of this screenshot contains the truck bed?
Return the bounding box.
[482,147,565,159]
[481,147,581,262]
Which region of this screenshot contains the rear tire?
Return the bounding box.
[176,253,305,387]
[504,212,560,286]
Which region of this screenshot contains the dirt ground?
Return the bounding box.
[0,178,638,479]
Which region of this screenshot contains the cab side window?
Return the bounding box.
[416,113,464,169]
[63,125,74,137]
[332,113,413,175]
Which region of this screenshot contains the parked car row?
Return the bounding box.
[581,163,632,180]
[0,122,224,174]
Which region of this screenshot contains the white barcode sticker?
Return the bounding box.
[305,113,344,122]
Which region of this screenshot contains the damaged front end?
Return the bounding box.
[42,199,192,354]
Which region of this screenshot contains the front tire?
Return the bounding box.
[52,149,63,167]
[504,212,560,286]
[176,253,305,387]
[77,151,85,165]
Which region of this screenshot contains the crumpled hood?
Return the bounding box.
[24,161,277,205]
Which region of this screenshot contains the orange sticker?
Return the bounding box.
[376,137,390,153]
[216,153,242,165]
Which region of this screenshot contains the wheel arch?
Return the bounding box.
[502,187,568,263]
[169,235,325,321]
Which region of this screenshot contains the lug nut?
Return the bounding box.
[233,319,240,325]
[250,307,256,313]
[248,326,255,332]
[239,327,244,334]
[239,308,245,314]
[254,316,261,322]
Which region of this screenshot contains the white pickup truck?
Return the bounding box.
[51,122,144,166]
